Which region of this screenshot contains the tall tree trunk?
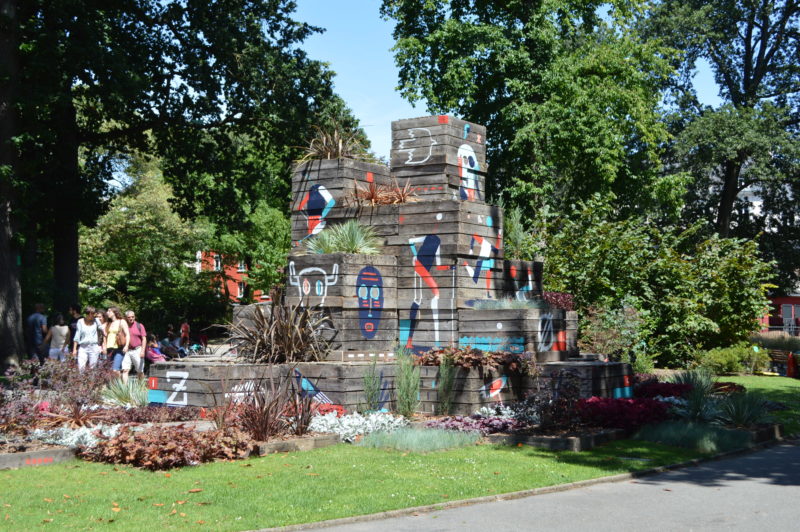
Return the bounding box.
[51,92,81,313]
[0,0,23,369]
[715,160,742,238]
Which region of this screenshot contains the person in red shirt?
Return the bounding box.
[180,319,190,349]
[123,310,147,382]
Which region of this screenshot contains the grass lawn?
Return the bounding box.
[720,375,800,434]
[0,440,701,530]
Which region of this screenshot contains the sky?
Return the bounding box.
[294,1,723,160]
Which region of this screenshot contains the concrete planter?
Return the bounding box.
[486,429,627,452]
[251,433,340,456]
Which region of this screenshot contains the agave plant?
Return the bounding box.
[222,288,331,364]
[100,378,150,407]
[306,220,382,255]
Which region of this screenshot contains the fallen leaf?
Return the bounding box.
[100,472,108,476]
[43,498,53,503]
[188,489,203,493]
[5,514,9,521]
[169,509,177,515]
[164,473,171,478]
[441,494,449,498]
[240,463,252,468]
[196,521,206,525]
[62,495,70,499]
[152,504,164,507]
[493,472,500,475]
[306,473,319,476]
[176,500,187,505]
[180,512,186,517]
[195,502,211,506]
[112,508,121,513]
[42,518,53,523]
[3,504,10,508]
[112,502,119,507]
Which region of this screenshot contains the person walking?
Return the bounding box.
[104,306,130,375]
[122,310,147,383]
[25,303,48,363]
[67,304,82,344]
[180,318,190,349]
[72,306,103,371]
[41,313,70,361]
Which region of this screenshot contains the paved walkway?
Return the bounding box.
[319,441,800,531]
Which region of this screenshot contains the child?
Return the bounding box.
[145,334,169,363]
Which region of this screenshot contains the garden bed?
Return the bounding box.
[486,428,626,452]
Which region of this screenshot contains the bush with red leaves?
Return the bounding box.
[81,424,252,470]
[634,382,693,399]
[578,397,670,432]
[542,291,575,311]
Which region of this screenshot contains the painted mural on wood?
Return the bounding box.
[297,184,335,243]
[357,266,384,339]
[288,261,339,306]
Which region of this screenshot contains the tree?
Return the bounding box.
[380,0,683,217]
[79,156,227,332]
[644,0,800,289]
[543,198,774,367]
[1,0,338,367]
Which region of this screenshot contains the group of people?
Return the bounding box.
[25,303,193,380]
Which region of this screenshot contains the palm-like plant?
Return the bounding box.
[296,124,368,164]
[306,220,382,255]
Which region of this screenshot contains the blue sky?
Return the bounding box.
[294,1,722,160]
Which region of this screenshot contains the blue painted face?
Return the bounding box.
[357,266,383,339]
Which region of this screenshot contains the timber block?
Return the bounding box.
[501,259,544,300]
[291,158,391,246]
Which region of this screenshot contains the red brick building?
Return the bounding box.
[196,251,270,303]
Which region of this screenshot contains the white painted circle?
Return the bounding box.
[496,322,503,330]
[436,212,443,220]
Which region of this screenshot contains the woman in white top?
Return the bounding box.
[72,306,103,371]
[41,313,70,361]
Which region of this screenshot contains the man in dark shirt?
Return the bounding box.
[25,303,48,363]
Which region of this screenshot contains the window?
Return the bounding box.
[237,282,245,299]
[213,254,222,271]
[237,260,246,273]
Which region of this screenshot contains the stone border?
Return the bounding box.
[486,428,626,452]
[252,434,340,456]
[0,447,76,470]
[262,425,791,531]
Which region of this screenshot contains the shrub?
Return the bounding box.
[668,368,716,396]
[415,346,530,373]
[238,377,292,441]
[634,381,693,399]
[306,220,382,255]
[360,359,382,412]
[425,415,521,436]
[82,424,252,470]
[30,425,121,449]
[308,412,408,442]
[436,357,456,415]
[394,349,420,417]
[542,291,574,311]
[474,404,515,419]
[352,179,418,206]
[578,397,670,432]
[100,378,149,407]
[223,287,331,363]
[716,392,772,428]
[697,343,768,375]
[358,427,480,452]
[510,370,583,430]
[635,420,752,453]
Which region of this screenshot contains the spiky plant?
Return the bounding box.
[306,220,382,255]
[296,124,368,164]
[100,378,150,407]
[716,392,772,428]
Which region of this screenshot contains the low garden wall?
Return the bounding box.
[147,359,632,415]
